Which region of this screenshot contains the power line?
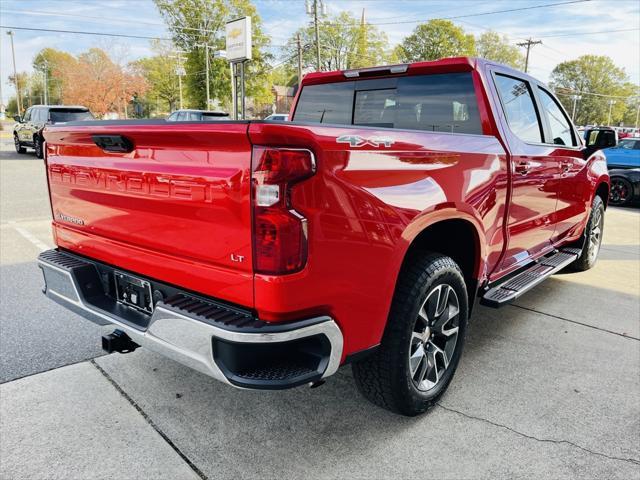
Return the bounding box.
[554,88,640,99]
[0,25,172,41]
[326,0,591,26]
[538,27,639,38]
[3,8,222,36]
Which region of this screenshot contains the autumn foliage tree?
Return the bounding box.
[58,48,147,117]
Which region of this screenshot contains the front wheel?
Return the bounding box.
[352,253,468,416]
[14,135,26,154]
[571,195,605,272]
[609,177,632,207]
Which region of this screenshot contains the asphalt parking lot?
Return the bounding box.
[1,136,639,479]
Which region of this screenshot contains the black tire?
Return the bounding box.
[34,135,44,159]
[609,177,633,207]
[14,135,26,154]
[352,253,468,416]
[571,195,605,272]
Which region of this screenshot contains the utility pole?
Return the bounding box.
[306,0,326,71]
[517,38,542,73]
[42,59,49,105]
[571,94,582,122]
[635,102,639,129]
[170,52,186,110]
[201,19,211,110]
[205,44,210,109]
[296,33,303,85]
[6,30,22,115]
[607,99,616,126]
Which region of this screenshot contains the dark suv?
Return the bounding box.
[13,105,93,158]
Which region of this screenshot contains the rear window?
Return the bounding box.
[49,109,93,123]
[292,73,483,135]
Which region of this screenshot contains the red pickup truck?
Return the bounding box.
[39,57,612,416]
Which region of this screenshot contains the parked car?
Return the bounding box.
[167,109,230,121]
[604,137,640,169]
[608,168,640,206]
[39,57,612,416]
[13,105,93,158]
[264,113,289,121]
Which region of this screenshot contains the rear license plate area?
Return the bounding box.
[114,271,153,314]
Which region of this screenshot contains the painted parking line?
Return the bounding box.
[7,220,50,252]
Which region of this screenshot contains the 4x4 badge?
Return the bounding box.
[336,135,394,148]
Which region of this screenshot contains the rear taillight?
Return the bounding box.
[252,147,316,275]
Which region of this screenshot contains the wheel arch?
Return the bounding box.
[595,181,610,209]
[395,215,485,310]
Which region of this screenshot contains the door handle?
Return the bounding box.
[515,161,530,175]
[561,162,571,173]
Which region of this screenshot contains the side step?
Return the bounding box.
[481,248,581,308]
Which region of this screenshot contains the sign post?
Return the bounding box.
[225,17,252,120]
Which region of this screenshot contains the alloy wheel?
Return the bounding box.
[610,179,629,205]
[588,206,603,263]
[409,284,460,392]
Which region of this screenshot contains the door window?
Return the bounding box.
[23,108,32,122]
[494,74,543,143]
[538,88,576,146]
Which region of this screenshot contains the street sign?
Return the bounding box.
[226,17,252,61]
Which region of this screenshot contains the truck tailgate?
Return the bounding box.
[43,122,254,308]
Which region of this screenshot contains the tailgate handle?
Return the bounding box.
[92,135,134,153]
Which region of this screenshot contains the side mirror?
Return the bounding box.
[586,129,617,149]
[13,115,22,123]
[584,128,617,158]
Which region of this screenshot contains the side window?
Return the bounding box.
[494,74,543,143]
[538,88,576,146]
[167,112,177,121]
[188,112,200,121]
[177,112,187,121]
[23,108,32,122]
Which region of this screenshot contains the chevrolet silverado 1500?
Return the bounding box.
[38,57,612,415]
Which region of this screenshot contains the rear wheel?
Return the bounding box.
[352,253,468,416]
[609,177,632,207]
[571,195,604,272]
[34,135,44,159]
[14,135,26,154]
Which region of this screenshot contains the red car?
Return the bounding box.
[39,57,611,415]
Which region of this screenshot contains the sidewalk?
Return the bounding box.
[0,362,200,480]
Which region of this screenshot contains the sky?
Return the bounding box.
[1,0,639,104]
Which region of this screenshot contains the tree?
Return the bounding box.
[282,11,390,75]
[549,55,635,125]
[33,48,76,105]
[132,41,182,114]
[154,0,273,113]
[396,19,476,63]
[476,31,523,69]
[58,48,147,117]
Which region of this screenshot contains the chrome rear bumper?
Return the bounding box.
[38,249,343,389]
